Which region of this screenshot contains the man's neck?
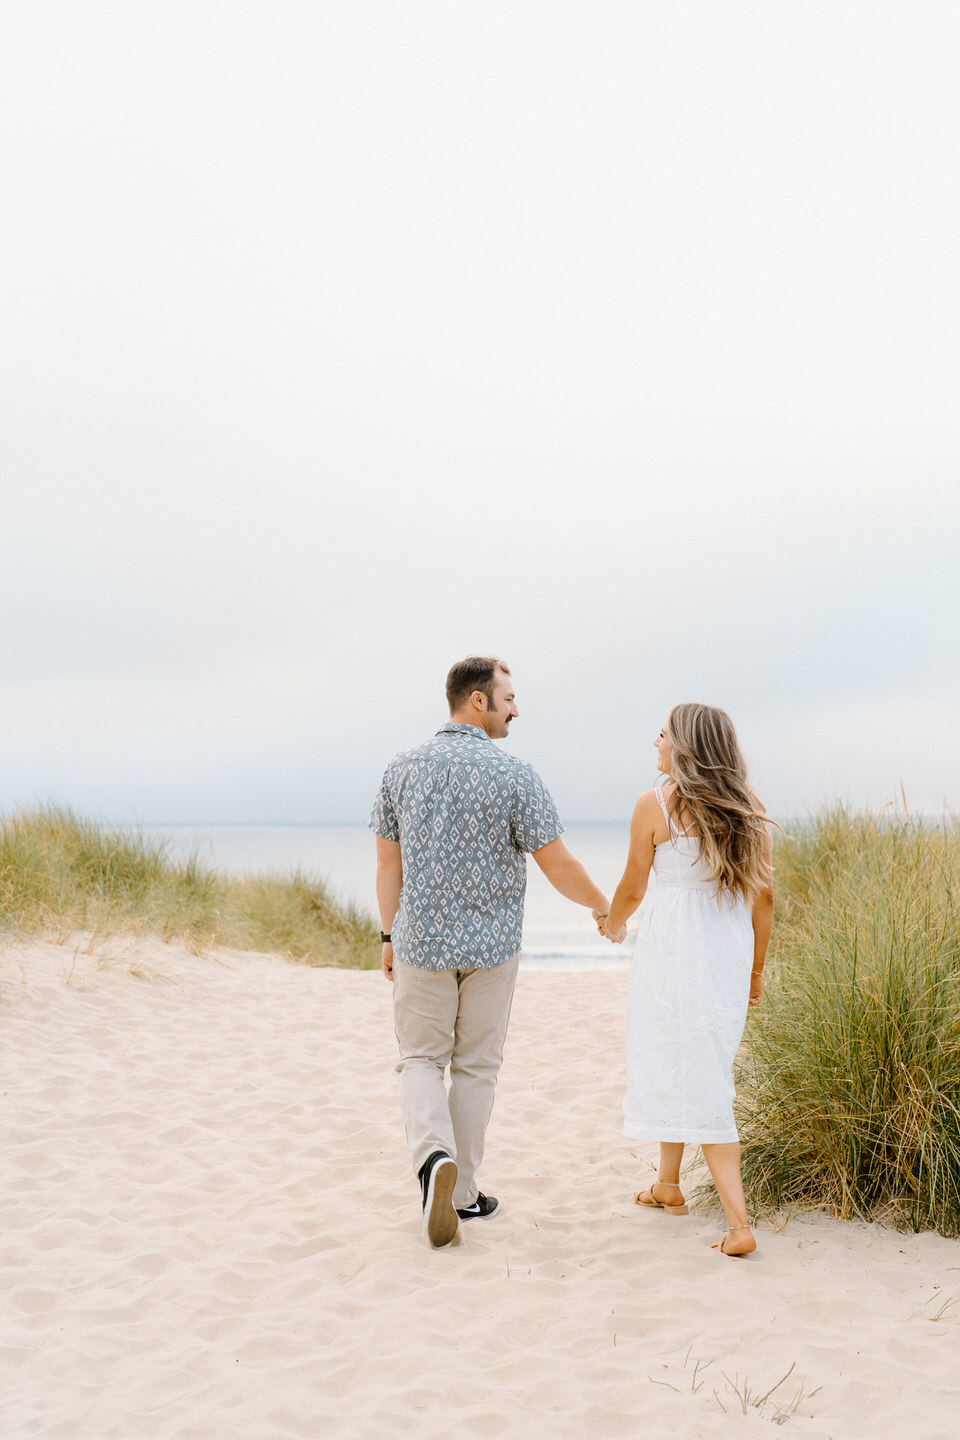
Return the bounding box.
[447,712,493,738]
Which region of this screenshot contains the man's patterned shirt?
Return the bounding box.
[369,722,564,970]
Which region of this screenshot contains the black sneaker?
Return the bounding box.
[418,1151,459,1248]
[456,1192,500,1221]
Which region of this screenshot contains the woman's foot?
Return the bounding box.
[634,1181,689,1215]
[711,1224,756,1257]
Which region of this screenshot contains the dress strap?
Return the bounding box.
[655,786,694,839]
[654,786,674,838]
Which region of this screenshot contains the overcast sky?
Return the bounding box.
[1,2,957,824]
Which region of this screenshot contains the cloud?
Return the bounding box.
[1,3,957,821]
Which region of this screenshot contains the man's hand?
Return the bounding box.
[593,908,627,944]
[382,941,394,981]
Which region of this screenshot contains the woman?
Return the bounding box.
[601,703,774,1257]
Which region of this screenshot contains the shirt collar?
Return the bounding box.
[436,722,489,739]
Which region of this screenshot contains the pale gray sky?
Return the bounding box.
[1,2,957,823]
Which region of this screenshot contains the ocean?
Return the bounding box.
[137,821,640,972]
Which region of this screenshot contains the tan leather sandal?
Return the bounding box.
[711,1224,757,1257]
[634,1181,689,1215]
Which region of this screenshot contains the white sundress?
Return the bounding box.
[623,787,754,1146]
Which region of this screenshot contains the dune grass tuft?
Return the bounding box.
[731,806,960,1233]
[0,806,380,969]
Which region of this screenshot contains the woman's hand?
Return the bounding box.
[601,915,627,944]
[748,970,763,1008]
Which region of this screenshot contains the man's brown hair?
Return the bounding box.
[445,656,510,714]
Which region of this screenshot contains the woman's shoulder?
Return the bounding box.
[631,787,670,843]
[632,787,665,817]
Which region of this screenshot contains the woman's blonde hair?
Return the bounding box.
[664,702,769,901]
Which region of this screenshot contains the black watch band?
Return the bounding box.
[380,931,392,944]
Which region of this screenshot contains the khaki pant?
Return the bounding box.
[393,955,520,1209]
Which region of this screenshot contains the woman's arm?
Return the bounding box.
[748,831,774,1007]
[604,792,659,939]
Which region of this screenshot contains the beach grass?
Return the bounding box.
[0,806,380,969]
[731,806,960,1234]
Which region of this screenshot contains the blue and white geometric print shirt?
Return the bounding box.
[369,722,564,970]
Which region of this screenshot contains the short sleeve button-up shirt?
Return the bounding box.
[369,722,564,970]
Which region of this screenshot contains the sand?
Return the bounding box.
[2,935,959,1440]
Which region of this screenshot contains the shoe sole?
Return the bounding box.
[423,1157,460,1248]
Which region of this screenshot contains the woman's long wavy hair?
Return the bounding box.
[663,702,769,901]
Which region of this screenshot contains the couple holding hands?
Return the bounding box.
[371,656,774,1257]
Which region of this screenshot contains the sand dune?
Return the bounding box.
[2,937,959,1439]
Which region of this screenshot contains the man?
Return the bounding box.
[369,655,610,1248]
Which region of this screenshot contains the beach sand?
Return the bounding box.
[2,937,958,1440]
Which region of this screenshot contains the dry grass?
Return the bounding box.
[0,806,380,969]
[728,806,960,1233]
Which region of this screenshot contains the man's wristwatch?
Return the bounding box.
[380,931,392,944]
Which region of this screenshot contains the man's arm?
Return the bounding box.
[531,837,609,920]
[375,835,403,981]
